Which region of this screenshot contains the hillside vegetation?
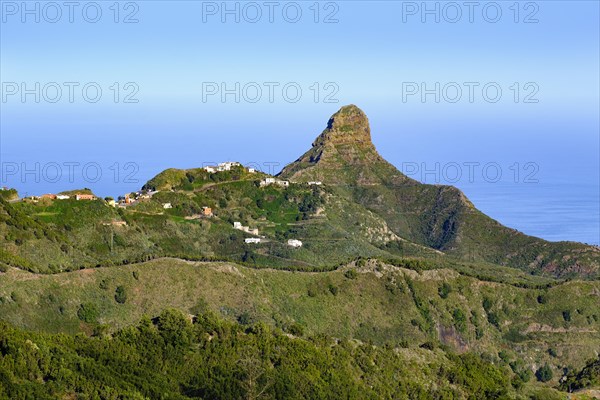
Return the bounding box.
[0,306,580,400]
[0,258,598,390]
[1,105,599,398]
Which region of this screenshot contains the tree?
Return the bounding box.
[535,364,553,382]
[236,347,273,400]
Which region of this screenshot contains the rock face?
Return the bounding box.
[279,105,410,186]
[279,105,600,277]
[314,104,374,147]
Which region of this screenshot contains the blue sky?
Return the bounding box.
[1,0,599,244]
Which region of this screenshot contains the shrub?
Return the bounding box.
[475,327,484,339]
[438,282,452,299]
[537,293,547,304]
[77,303,99,323]
[237,311,252,325]
[344,269,358,280]
[115,286,127,304]
[535,364,553,382]
[452,308,467,333]
[498,350,510,363]
[419,341,436,350]
[328,284,338,296]
[562,310,571,322]
[487,312,500,328]
[287,323,304,336]
[482,296,493,312]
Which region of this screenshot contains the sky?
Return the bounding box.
[0,0,599,244]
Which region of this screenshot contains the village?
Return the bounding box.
[4,162,323,249]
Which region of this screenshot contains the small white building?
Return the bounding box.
[287,239,303,248]
[233,221,242,229]
[56,195,70,200]
[204,166,216,173]
[245,238,261,244]
[308,181,322,186]
[248,168,256,173]
[163,203,173,209]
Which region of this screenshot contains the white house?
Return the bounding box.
[260,177,289,187]
[163,203,173,209]
[217,161,240,172]
[244,238,261,244]
[204,166,216,173]
[308,181,322,186]
[234,221,259,235]
[248,168,256,173]
[287,239,303,248]
[56,195,70,200]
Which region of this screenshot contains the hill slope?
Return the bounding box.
[279,105,599,278]
[0,257,598,394]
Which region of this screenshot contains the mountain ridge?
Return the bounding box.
[279,105,599,277]
[0,105,597,279]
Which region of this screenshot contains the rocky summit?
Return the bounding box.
[279,105,411,187]
[314,104,374,147]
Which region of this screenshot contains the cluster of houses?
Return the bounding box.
[234,221,259,236]
[260,177,289,187]
[259,179,321,188]
[244,237,303,247]
[116,190,158,207]
[25,193,95,202]
[203,161,257,174]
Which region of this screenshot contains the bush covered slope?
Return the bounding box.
[0,307,574,400]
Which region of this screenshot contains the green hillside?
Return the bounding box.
[1,105,599,398]
[1,258,599,387]
[3,307,561,400]
[279,105,599,278]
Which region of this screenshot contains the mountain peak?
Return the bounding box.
[313,105,373,148]
[279,105,410,186]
